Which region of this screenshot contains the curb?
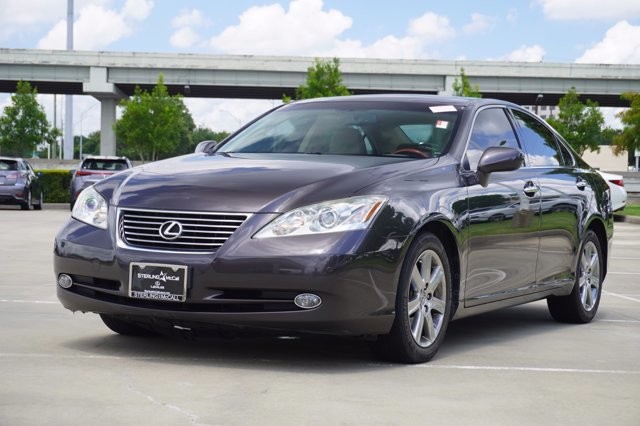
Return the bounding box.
[43,203,70,211]
[614,214,640,225]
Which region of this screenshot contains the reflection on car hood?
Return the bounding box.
[106,153,435,213]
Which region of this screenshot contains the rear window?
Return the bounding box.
[81,159,128,171]
[0,160,18,171]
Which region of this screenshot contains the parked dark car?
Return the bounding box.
[0,156,44,210]
[54,95,613,363]
[70,156,132,209]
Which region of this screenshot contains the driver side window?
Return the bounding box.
[465,108,521,170]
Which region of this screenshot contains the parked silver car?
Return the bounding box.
[70,156,132,209]
[0,156,44,210]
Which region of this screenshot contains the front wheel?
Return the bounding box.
[547,230,603,323]
[375,233,453,363]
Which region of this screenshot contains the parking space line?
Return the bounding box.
[600,319,640,324]
[416,365,640,375]
[604,291,640,303]
[607,272,640,275]
[0,299,57,304]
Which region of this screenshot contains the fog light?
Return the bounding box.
[294,293,322,309]
[58,274,73,289]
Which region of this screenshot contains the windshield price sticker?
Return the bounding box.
[129,263,187,302]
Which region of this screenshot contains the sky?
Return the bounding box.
[1,0,640,135]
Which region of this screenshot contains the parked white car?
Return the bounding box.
[598,171,627,212]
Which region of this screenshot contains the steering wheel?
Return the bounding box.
[392,147,433,158]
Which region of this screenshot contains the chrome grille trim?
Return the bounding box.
[117,208,251,253]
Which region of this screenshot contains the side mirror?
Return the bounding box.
[195,140,217,153]
[476,147,524,187]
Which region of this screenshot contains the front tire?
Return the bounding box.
[100,314,158,337]
[547,230,603,323]
[375,233,453,363]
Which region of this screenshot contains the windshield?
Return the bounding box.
[216,100,460,158]
[81,159,129,171]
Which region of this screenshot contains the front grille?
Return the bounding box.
[119,208,250,252]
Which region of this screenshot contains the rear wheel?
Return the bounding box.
[375,233,452,363]
[20,189,32,210]
[100,314,158,337]
[547,230,603,323]
[33,190,44,210]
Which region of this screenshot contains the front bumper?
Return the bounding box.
[54,217,403,336]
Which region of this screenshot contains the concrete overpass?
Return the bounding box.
[1,48,640,155]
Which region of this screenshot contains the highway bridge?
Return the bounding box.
[2,48,640,156]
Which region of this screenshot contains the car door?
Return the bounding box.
[463,107,542,307]
[509,109,587,290]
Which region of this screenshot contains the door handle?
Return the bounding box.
[523,181,539,197]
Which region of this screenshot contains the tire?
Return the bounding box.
[547,230,603,323]
[20,189,32,210]
[375,233,453,363]
[33,190,44,210]
[100,314,158,337]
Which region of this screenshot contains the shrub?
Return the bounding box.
[36,169,72,203]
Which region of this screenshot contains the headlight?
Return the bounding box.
[254,196,387,239]
[71,186,108,230]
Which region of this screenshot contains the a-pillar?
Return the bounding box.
[99,98,117,156]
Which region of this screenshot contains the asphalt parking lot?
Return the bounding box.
[1,206,639,425]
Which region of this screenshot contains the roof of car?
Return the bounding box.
[81,156,129,161]
[289,94,520,109]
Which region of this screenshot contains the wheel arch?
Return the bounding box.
[414,219,461,316]
[584,216,609,279]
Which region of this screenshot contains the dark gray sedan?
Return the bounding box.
[0,156,43,210]
[54,95,613,363]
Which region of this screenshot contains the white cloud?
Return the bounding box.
[170,9,210,49]
[408,12,455,40]
[172,9,209,28]
[210,2,454,59]
[171,27,201,49]
[36,0,153,50]
[463,13,494,35]
[121,0,153,20]
[576,21,640,64]
[538,0,640,20]
[506,8,518,24]
[504,45,546,62]
[210,0,351,55]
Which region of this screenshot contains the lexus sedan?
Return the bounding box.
[54,95,613,363]
[0,156,44,210]
[70,156,132,209]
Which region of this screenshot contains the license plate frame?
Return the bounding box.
[129,262,187,302]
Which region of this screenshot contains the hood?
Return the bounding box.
[98,153,436,213]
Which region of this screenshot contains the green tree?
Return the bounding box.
[612,91,640,157]
[115,74,192,161]
[0,81,59,157]
[452,68,482,98]
[546,87,605,156]
[285,58,351,102]
[73,130,100,158]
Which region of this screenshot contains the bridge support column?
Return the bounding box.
[99,98,117,156]
[83,67,126,156]
[438,75,456,96]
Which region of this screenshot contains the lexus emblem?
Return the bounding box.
[159,221,183,240]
